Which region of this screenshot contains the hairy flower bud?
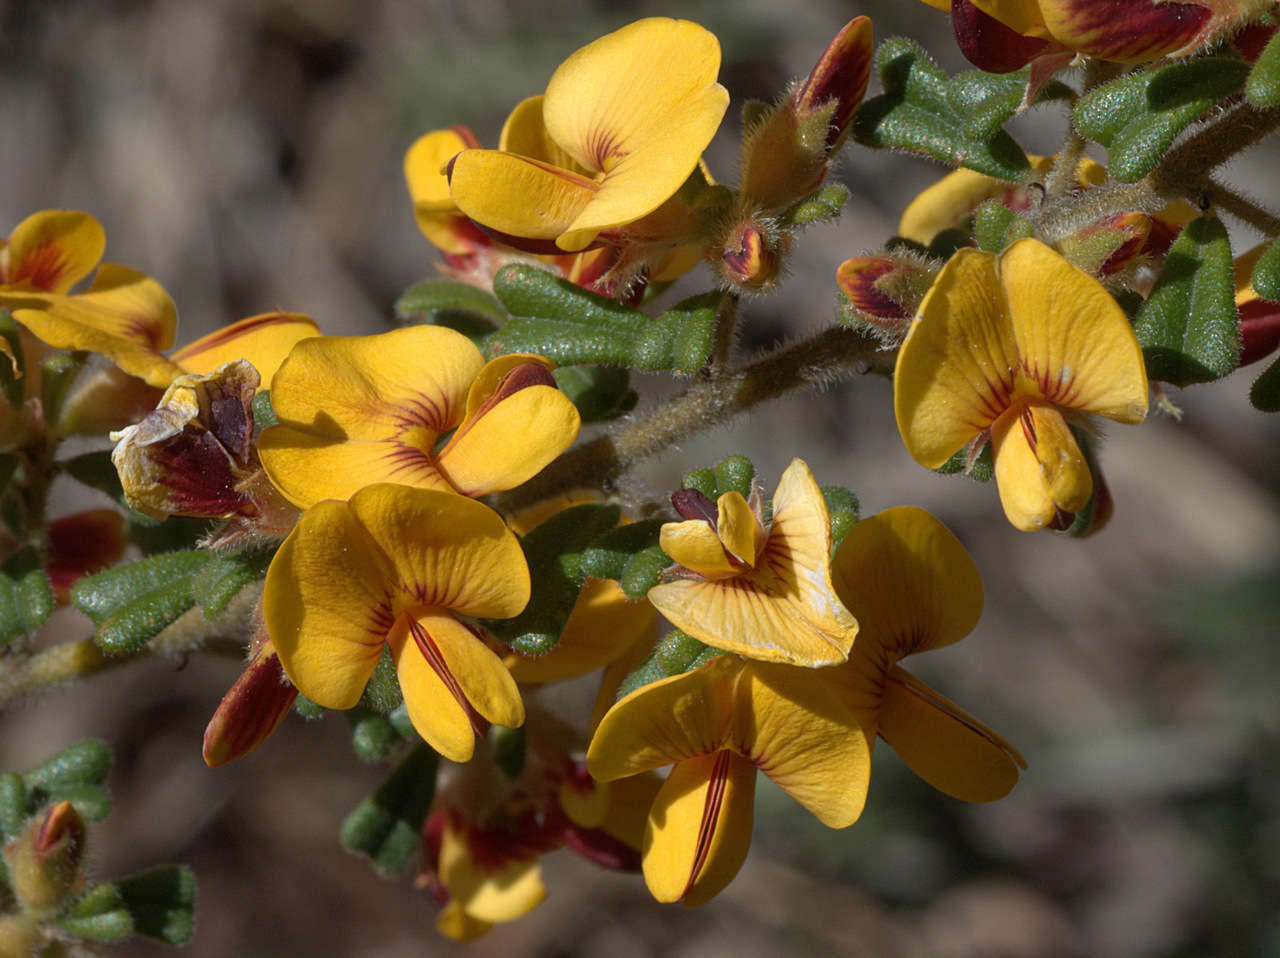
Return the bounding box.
[4,801,86,914]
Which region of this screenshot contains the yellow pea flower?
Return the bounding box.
[447,18,728,254]
[587,654,873,906]
[263,484,530,763]
[822,507,1025,802]
[647,458,857,667]
[257,325,579,508]
[894,239,1148,531]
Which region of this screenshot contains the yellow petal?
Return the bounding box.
[268,325,482,440]
[405,127,485,256]
[642,751,756,906]
[386,612,521,764]
[895,248,1020,467]
[648,460,856,667]
[659,518,739,580]
[264,500,397,709]
[435,901,493,943]
[439,817,547,923]
[599,771,664,850]
[259,429,453,508]
[171,312,319,383]
[448,149,598,245]
[506,579,657,684]
[543,18,729,251]
[587,656,739,782]
[992,402,1091,531]
[436,383,580,496]
[735,662,873,828]
[999,238,1148,422]
[716,491,764,566]
[348,484,531,619]
[831,506,983,659]
[590,629,659,733]
[4,210,105,293]
[13,265,181,388]
[498,96,588,174]
[878,666,1025,802]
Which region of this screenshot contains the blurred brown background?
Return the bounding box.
[4,0,1280,955]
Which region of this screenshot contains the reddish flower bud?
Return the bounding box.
[836,254,934,341]
[4,801,86,913]
[717,221,786,291]
[203,640,298,767]
[795,17,874,153]
[1238,300,1280,366]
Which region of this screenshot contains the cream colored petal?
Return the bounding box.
[879,666,1025,802]
[895,248,1020,468]
[831,506,983,659]
[999,238,1148,422]
[642,750,756,906]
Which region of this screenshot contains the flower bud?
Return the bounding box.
[795,17,874,154]
[716,220,786,291]
[45,509,127,603]
[4,801,86,914]
[836,254,934,342]
[203,637,298,767]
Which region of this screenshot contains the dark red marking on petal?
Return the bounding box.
[681,750,733,901]
[672,487,719,525]
[1239,299,1280,366]
[202,650,298,766]
[45,510,126,602]
[9,242,72,292]
[1054,0,1211,62]
[797,16,874,149]
[410,617,487,739]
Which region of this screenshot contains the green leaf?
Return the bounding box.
[0,772,25,838]
[15,567,54,635]
[61,450,128,508]
[41,351,84,425]
[356,646,403,713]
[973,200,1033,253]
[41,783,112,822]
[853,37,1030,179]
[938,442,995,481]
[1250,353,1280,411]
[1134,215,1240,386]
[713,455,756,500]
[1075,58,1249,182]
[490,726,526,780]
[93,584,200,656]
[781,183,849,228]
[617,629,714,701]
[1246,27,1280,108]
[494,264,646,333]
[59,883,134,941]
[71,551,209,625]
[1251,239,1280,302]
[822,486,860,552]
[950,70,1073,142]
[489,503,622,654]
[117,865,196,944]
[23,740,111,789]
[633,292,719,374]
[191,548,274,619]
[340,745,438,878]
[619,544,671,599]
[395,279,508,336]
[579,519,665,581]
[0,574,24,648]
[251,389,278,432]
[679,467,717,499]
[553,365,637,422]
[348,709,399,762]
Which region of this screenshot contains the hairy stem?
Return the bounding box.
[709,291,741,370]
[0,594,254,711]
[1202,178,1280,238]
[501,324,882,510]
